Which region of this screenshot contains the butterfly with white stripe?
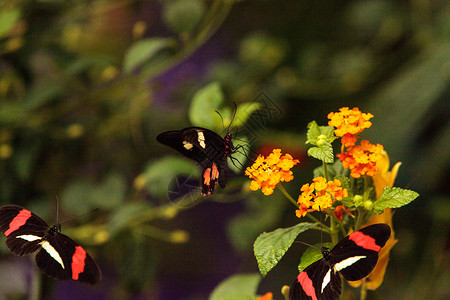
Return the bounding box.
[290,223,391,300]
[0,205,101,284]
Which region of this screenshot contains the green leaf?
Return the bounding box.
[90,173,126,210]
[124,37,174,73]
[307,142,334,163]
[298,243,332,272]
[254,222,317,277]
[0,9,20,38]
[141,156,200,198]
[306,121,336,145]
[189,82,224,128]
[209,273,260,300]
[62,173,126,215]
[373,187,419,214]
[163,0,205,34]
[108,202,151,236]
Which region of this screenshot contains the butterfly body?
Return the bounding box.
[0,205,101,284]
[290,223,391,300]
[157,127,234,196]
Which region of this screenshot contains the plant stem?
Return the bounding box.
[278,183,298,208]
[329,211,339,245]
[355,207,365,230]
[323,161,329,181]
[360,283,367,300]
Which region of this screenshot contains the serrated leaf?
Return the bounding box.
[307,142,334,163]
[124,37,174,73]
[209,273,260,300]
[298,242,333,272]
[254,222,317,277]
[189,82,224,128]
[373,187,419,214]
[0,9,20,38]
[306,121,336,145]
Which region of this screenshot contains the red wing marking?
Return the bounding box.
[71,246,87,280]
[5,209,32,236]
[348,231,381,251]
[298,271,318,300]
[211,162,219,180]
[203,168,211,185]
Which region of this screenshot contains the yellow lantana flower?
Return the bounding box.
[328,107,373,147]
[246,149,299,196]
[338,140,384,178]
[295,177,348,218]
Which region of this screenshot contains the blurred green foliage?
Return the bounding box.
[0,0,448,299]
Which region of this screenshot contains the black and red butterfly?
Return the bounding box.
[157,127,235,196]
[0,205,101,285]
[290,223,391,300]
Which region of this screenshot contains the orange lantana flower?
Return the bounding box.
[257,292,273,300]
[328,107,373,147]
[295,177,348,218]
[337,140,384,178]
[245,149,299,195]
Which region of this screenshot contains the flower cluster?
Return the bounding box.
[328,107,383,178]
[245,149,299,195]
[328,107,373,147]
[296,177,348,218]
[337,140,384,178]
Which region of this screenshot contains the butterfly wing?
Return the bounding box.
[290,258,341,300]
[35,232,101,284]
[0,205,49,256]
[157,127,230,195]
[329,224,391,281]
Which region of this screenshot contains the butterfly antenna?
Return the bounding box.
[56,196,60,224]
[227,102,238,133]
[59,208,100,226]
[295,240,321,251]
[215,110,225,130]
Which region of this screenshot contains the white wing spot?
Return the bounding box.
[321,269,332,293]
[16,234,41,242]
[40,241,65,269]
[197,131,206,149]
[334,255,366,272]
[183,141,194,150]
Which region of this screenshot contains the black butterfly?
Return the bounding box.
[0,205,101,284]
[157,127,234,196]
[290,223,391,300]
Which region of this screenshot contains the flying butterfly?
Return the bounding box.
[290,223,391,300]
[157,127,235,196]
[0,205,101,284]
